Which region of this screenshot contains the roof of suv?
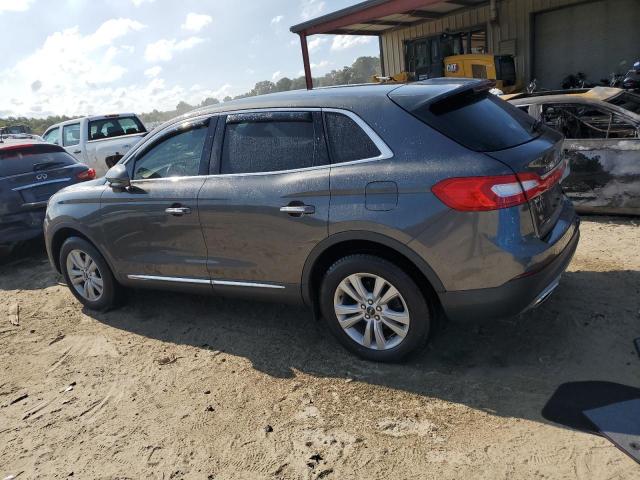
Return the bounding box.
[160,79,491,132]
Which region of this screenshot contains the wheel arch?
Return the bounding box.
[49,225,114,275]
[301,231,444,311]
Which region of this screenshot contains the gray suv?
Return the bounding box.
[44,79,580,362]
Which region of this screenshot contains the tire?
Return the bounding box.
[59,237,122,311]
[319,254,431,362]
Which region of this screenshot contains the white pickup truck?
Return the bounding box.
[42,114,147,176]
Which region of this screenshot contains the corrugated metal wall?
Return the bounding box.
[381,0,590,84]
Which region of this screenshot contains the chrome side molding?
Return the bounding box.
[127,274,285,289]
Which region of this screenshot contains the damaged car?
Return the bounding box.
[505,87,640,215]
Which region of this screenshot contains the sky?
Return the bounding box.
[0,0,379,118]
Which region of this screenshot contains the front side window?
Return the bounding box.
[62,124,80,147]
[220,112,327,174]
[324,112,381,163]
[43,128,60,145]
[132,125,207,180]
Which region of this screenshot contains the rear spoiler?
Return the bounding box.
[0,143,65,156]
[388,78,496,114]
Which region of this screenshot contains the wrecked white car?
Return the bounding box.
[505,87,640,215]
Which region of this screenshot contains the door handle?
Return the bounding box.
[165,206,191,216]
[73,150,82,154]
[280,204,315,217]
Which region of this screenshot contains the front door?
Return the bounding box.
[539,102,640,214]
[62,123,85,162]
[100,117,215,288]
[198,111,330,299]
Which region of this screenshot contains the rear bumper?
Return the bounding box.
[439,216,580,322]
[0,209,46,246]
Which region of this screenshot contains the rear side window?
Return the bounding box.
[393,88,539,152]
[63,123,81,147]
[220,112,327,174]
[89,116,146,141]
[0,146,77,178]
[324,112,381,163]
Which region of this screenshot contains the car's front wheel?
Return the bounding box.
[319,254,431,362]
[59,237,121,311]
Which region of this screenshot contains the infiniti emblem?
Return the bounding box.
[36,173,48,181]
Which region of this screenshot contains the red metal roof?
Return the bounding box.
[290,0,487,36]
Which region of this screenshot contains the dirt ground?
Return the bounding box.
[1,217,639,479]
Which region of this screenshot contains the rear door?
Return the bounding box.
[538,102,640,214]
[99,117,215,288]
[198,110,330,298]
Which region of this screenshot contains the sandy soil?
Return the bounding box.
[1,217,639,479]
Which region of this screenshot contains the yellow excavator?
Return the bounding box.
[374,53,518,93]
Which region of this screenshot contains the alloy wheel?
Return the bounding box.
[66,249,104,301]
[333,272,410,350]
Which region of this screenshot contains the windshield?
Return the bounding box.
[606,92,640,115]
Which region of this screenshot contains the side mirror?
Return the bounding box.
[106,164,131,189]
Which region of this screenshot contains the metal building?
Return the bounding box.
[290,0,640,90]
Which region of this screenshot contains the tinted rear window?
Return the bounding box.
[88,116,146,141]
[394,88,540,152]
[0,146,77,178]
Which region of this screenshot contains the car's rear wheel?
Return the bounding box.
[319,254,431,362]
[59,237,121,311]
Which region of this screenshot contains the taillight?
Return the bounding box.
[432,162,564,211]
[76,168,96,181]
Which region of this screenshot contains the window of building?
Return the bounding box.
[324,112,381,163]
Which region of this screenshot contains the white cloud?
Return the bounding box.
[311,60,330,69]
[307,37,327,52]
[0,0,33,13]
[1,24,234,118]
[144,66,162,78]
[301,0,325,20]
[181,13,212,32]
[131,0,155,6]
[272,71,282,80]
[0,18,221,116]
[331,35,373,51]
[271,15,284,24]
[298,60,331,77]
[144,36,205,62]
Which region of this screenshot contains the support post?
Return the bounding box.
[299,33,313,90]
[378,35,386,77]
